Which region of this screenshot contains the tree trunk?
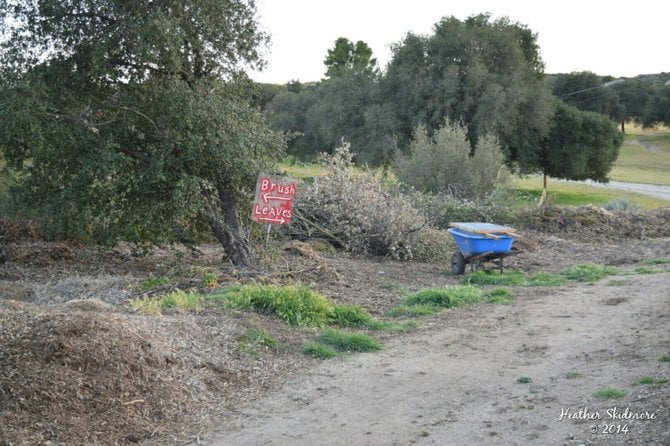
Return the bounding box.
[538,171,548,206]
[202,183,253,267]
[621,120,625,133]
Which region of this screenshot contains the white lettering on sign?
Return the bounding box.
[251,176,296,225]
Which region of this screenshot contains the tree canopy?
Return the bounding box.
[537,99,623,183]
[324,37,378,78]
[0,0,284,265]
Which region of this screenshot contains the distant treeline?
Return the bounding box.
[255,16,669,172]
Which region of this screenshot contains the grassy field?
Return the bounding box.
[511,176,670,210]
[609,123,670,186]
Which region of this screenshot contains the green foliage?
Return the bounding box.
[384,14,552,162]
[560,264,618,282]
[318,329,383,352]
[525,272,567,287]
[636,376,668,386]
[463,270,525,286]
[643,85,670,128]
[634,267,664,274]
[222,284,334,327]
[324,37,378,78]
[137,276,171,291]
[130,289,204,315]
[593,388,626,399]
[641,258,670,265]
[201,271,219,288]
[395,122,509,200]
[658,355,670,363]
[0,0,284,265]
[403,285,484,308]
[243,328,278,351]
[303,343,338,359]
[329,305,373,327]
[550,72,624,122]
[292,143,450,260]
[536,99,623,182]
[485,288,514,304]
[516,376,532,384]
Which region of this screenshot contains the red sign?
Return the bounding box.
[251,176,296,225]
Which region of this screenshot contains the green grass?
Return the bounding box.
[658,355,670,363]
[462,270,525,286]
[238,328,279,357]
[560,264,618,282]
[525,272,568,287]
[303,343,338,359]
[511,176,670,209]
[403,285,484,308]
[244,328,278,350]
[485,287,514,304]
[636,376,668,386]
[130,289,204,315]
[609,127,670,186]
[318,329,382,353]
[218,284,334,327]
[593,388,626,399]
[516,376,532,384]
[635,267,665,274]
[641,258,670,265]
[387,305,441,317]
[136,276,171,291]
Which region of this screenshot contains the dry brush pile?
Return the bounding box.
[286,143,451,261]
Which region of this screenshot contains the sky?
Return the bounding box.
[248,0,669,84]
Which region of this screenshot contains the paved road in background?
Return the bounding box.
[574,180,670,201]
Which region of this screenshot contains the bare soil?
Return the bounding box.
[1,210,669,446]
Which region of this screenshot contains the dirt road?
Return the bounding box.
[207,271,670,445]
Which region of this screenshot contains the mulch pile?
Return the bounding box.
[0,299,311,445]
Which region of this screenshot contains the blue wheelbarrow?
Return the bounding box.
[447,222,520,275]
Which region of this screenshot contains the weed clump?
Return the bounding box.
[593,388,626,399]
[561,264,618,282]
[303,343,338,359]
[403,285,484,308]
[221,284,333,327]
[318,329,382,352]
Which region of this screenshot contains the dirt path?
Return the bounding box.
[206,271,670,445]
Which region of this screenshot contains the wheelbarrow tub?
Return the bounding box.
[447,227,514,257]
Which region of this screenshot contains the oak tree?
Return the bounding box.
[0,0,284,265]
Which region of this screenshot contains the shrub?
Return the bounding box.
[292,142,450,260]
[395,122,509,200]
[604,196,640,212]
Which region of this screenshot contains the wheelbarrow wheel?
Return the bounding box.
[451,251,466,275]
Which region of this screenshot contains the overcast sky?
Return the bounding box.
[248,0,669,84]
